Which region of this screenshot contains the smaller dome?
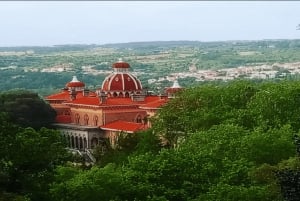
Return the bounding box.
[66,76,85,88]
[165,80,183,94]
[112,58,130,69]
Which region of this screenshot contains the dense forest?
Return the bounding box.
[1,40,300,95]
[1,80,300,200]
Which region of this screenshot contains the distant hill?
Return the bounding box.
[100,40,204,49]
[1,39,300,95]
[1,39,300,52]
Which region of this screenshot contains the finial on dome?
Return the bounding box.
[66,75,85,88]
[171,79,181,88]
[71,76,79,83]
[118,58,123,62]
[165,79,183,98]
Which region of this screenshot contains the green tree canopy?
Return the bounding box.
[0,113,70,201]
[0,90,56,129]
[21,79,300,200]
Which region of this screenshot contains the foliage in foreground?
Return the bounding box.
[2,80,300,200]
[0,90,70,201]
[49,80,300,201]
[0,90,56,129]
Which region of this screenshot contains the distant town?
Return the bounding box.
[19,60,300,84]
[171,61,300,82]
[1,40,300,94]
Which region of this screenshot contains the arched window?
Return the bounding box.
[93,115,99,126]
[75,113,80,124]
[84,114,89,125]
[67,135,71,148]
[83,138,87,149]
[71,136,75,148]
[75,136,79,149]
[79,137,83,150]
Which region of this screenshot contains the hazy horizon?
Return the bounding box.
[0,1,300,47]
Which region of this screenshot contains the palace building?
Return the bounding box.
[45,59,182,151]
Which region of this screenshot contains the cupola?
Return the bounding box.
[101,59,143,97]
[165,79,183,98]
[65,76,85,91]
[112,58,131,70]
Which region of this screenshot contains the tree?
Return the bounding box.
[50,164,127,201]
[0,90,56,129]
[32,80,300,200]
[0,113,71,201]
[246,81,300,131]
[118,124,286,200]
[152,80,258,147]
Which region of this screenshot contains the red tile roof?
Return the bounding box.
[66,96,100,105]
[100,120,145,133]
[46,90,70,100]
[46,90,168,109]
[46,90,97,101]
[105,97,137,105]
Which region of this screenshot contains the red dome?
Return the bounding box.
[112,61,130,69]
[66,76,85,88]
[165,80,182,94]
[102,73,142,92]
[66,82,85,88]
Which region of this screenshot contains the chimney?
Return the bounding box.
[99,91,107,104]
[83,88,89,97]
[70,88,76,100]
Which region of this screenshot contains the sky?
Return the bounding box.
[0,1,300,47]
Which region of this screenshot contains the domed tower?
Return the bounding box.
[65,76,86,100]
[65,76,85,91]
[101,59,143,98]
[165,79,183,98]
